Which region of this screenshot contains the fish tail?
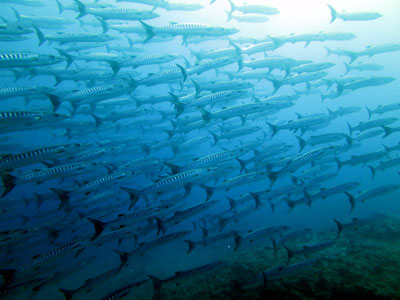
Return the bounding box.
[201,185,214,201]
[236,158,247,173]
[198,108,212,123]
[88,218,107,241]
[58,288,75,300]
[348,51,358,64]
[47,94,62,112]
[210,132,219,146]
[55,48,74,68]
[184,240,196,254]
[217,217,227,232]
[233,232,242,251]
[266,121,278,137]
[227,0,235,15]
[335,158,343,173]
[1,173,17,198]
[268,171,278,188]
[324,46,332,57]
[382,126,392,138]
[55,0,64,14]
[11,7,20,21]
[365,106,372,120]
[191,79,201,97]
[333,218,343,238]
[33,26,45,46]
[0,269,16,288]
[139,21,155,43]
[113,249,129,270]
[249,192,261,209]
[269,201,276,214]
[120,187,141,210]
[96,17,109,33]
[283,246,294,264]
[164,162,180,174]
[270,237,278,258]
[227,196,236,212]
[91,114,103,129]
[283,198,295,212]
[346,121,353,136]
[155,217,166,237]
[168,92,185,117]
[344,134,353,146]
[295,136,306,152]
[327,5,337,23]
[108,61,121,75]
[73,0,87,18]
[175,63,187,82]
[148,275,162,300]
[50,188,71,209]
[261,270,269,288]
[270,79,281,94]
[344,192,356,211]
[343,62,350,74]
[225,10,232,22]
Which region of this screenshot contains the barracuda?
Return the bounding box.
[35,27,116,46]
[48,83,130,111]
[167,149,244,174]
[128,231,191,256]
[0,0,44,7]
[0,86,52,102]
[88,206,162,240]
[328,5,382,23]
[0,53,63,68]
[268,147,333,187]
[0,111,68,125]
[137,66,187,86]
[2,161,103,196]
[139,21,239,43]
[98,279,149,300]
[345,185,400,210]
[190,80,253,94]
[211,125,261,146]
[51,171,132,204]
[187,56,241,75]
[149,261,222,299]
[156,201,217,235]
[199,102,269,124]
[74,0,159,21]
[115,54,178,73]
[171,90,251,117]
[120,167,217,203]
[2,241,83,288]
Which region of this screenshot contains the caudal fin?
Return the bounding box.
[184,240,196,254]
[148,275,163,300]
[73,0,87,18]
[34,26,45,46]
[59,289,76,300]
[120,187,141,210]
[88,218,107,241]
[1,173,17,198]
[139,21,155,43]
[327,5,338,23]
[344,192,356,211]
[333,219,343,238]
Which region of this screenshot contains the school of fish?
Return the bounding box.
[0,0,399,299]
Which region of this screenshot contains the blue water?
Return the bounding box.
[1,0,400,299]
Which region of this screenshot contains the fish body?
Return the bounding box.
[328,5,382,23]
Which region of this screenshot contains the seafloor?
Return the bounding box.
[148,213,400,300]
